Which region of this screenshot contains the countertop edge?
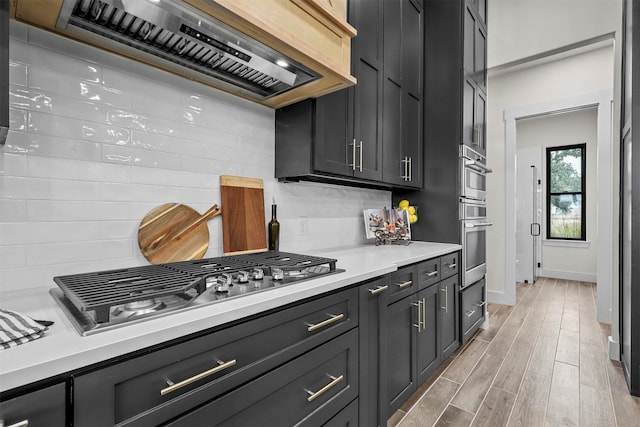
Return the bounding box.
[0,242,461,393]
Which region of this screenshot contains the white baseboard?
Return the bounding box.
[539,269,597,283]
[487,290,516,305]
[608,336,620,360]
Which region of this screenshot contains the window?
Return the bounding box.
[546,144,586,240]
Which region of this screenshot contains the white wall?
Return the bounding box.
[0,22,390,292]
[516,108,598,281]
[487,45,614,301]
[488,0,621,68]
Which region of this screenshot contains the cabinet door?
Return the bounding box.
[439,275,460,359]
[359,280,389,427]
[0,383,66,427]
[387,294,417,416]
[476,88,487,155]
[351,0,383,181]
[401,0,423,188]
[462,75,475,147]
[475,24,487,91]
[461,277,486,344]
[416,285,439,385]
[463,6,475,74]
[314,89,355,177]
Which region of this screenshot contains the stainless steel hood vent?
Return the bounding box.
[56,0,319,100]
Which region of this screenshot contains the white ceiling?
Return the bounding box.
[487,0,622,69]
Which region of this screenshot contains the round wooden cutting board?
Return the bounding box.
[137,203,221,264]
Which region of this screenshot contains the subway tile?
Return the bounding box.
[0,222,104,245]
[28,111,130,145]
[9,20,28,42]
[3,176,101,201]
[0,199,28,222]
[0,246,27,268]
[2,131,102,162]
[28,67,130,109]
[11,86,109,124]
[26,156,129,183]
[9,61,27,87]
[0,152,28,177]
[102,144,181,170]
[27,240,132,266]
[27,200,131,222]
[9,109,27,132]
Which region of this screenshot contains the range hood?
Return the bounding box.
[11,0,356,108]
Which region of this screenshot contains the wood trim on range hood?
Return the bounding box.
[11,0,357,109]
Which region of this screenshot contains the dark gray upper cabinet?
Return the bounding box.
[382,0,424,188]
[275,0,423,190]
[393,0,488,243]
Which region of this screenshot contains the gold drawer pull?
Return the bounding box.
[465,309,476,318]
[305,374,345,402]
[397,280,413,289]
[446,262,457,269]
[4,420,29,427]
[474,301,486,308]
[307,313,345,332]
[368,284,389,295]
[425,271,438,277]
[161,359,237,396]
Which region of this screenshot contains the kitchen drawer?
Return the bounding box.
[386,265,418,305]
[0,382,66,427]
[165,329,359,426]
[440,251,460,280]
[418,257,440,289]
[461,277,486,343]
[323,398,358,426]
[74,288,358,427]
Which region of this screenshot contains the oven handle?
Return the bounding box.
[464,158,493,174]
[464,222,494,228]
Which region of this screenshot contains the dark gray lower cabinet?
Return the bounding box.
[165,330,358,427]
[385,251,461,418]
[0,382,66,427]
[358,279,389,427]
[323,398,358,426]
[74,288,358,426]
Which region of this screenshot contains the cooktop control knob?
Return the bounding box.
[215,273,232,292]
[237,270,249,283]
[272,268,284,281]
[251,268,264,280]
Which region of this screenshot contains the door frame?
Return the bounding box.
[501,89,614,324]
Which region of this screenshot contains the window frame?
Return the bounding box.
[545,143,587,241]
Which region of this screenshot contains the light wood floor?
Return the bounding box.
[388,277,640,427]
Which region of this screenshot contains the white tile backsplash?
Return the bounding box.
[0,21,391,291]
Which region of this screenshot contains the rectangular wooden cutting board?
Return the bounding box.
[220,175,267,255]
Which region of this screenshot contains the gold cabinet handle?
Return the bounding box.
[349,139,356,170]
[440,287,448,313]
[465,309,476,318]
[161,359,237,395]
[306,313,345,332]
[3,420,29,427]
[422,297,426,331]
[446,262,457,269]
[412,300,423,332]
[368,284,389,295]
[474,301,486,308]
[425,271,438,277]
[358,141,363,172]
[306,374,344,402]
[397,280,413,289]
[408,156,412,181]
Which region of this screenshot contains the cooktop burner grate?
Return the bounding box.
[53,265,205,323]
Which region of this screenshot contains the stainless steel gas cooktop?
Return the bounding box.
[50,251,343,336]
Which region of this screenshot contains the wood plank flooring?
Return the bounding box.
[389,277,640,427]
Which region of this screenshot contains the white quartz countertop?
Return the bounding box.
[0,241,460,392]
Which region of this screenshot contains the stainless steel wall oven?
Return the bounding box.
[460,145,491,202]
[459,144,492,288]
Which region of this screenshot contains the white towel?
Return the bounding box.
[0,308,50,350]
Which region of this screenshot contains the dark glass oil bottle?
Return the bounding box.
[268,204,280,251]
